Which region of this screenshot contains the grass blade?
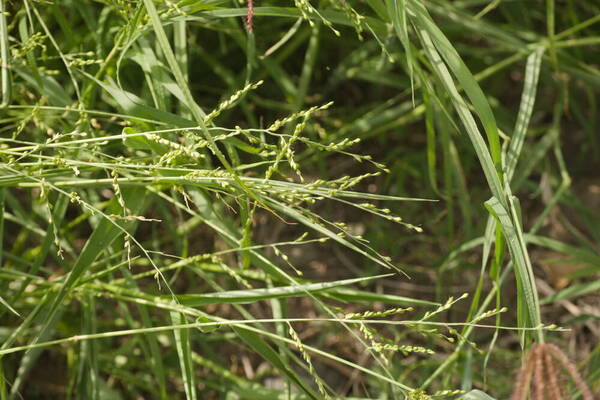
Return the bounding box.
[170,312,197,400]
[0,0,11,108]
[176,274,393,306]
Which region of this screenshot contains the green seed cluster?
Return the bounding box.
[293,0,339,36]
[346,306,413,320]
[287,322,331,399]
[331,0,365,39]
[204,81,264,124]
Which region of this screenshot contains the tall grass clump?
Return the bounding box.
[0,0,598,399]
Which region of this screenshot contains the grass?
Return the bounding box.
[0,0,599,399]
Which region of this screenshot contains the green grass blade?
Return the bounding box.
[322,287,439,306]
[484,196,542,343]
[524,234,600,266]
[505,46,544,179]
[170,312,197,400]
[386,0,414,95]
[141,0,206,119]
[294,23,320,111]
[175,274,393,306]
[414,26,504,201]
[409,2,502,173]
[0,295,19,317]
[80,71,195,127]
[541,280,600,305]
[0,0,11,108]
[77,293,99,400]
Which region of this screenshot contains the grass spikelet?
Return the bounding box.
[204,80,264,124]
[294,0,340,36]
[268,102,333,132]
[287,322,331,399]
[346,306,413,320]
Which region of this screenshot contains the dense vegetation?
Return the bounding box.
[0,0,599,399]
